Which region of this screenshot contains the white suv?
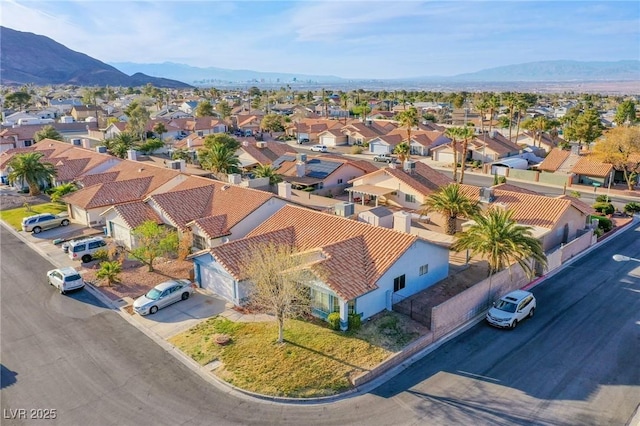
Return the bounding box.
[67,236,107,263]
[486,290,536,329]
[47,266,85,294]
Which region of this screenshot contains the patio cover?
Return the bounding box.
[345,185,395,197]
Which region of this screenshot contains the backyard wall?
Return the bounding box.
[430,264,530,340]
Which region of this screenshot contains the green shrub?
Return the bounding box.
[595,195,611,203]
[498,176,507,184]
[92,248,109,262]
[593,227,604,238]
[350,146,363,154]
[624,202,640,214]
[592,202,614,215]
[303,187,314,192]
[473,160,482,168]
[591,215,613,232]
[327,312,341,330]
[348,314,362,331]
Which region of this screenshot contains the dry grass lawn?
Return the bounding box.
[169,311,426,398]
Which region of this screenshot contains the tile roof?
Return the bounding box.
[537,148,571,172]
[571,157,613,177]
[473,132,521,155]
[109,201,163,229]
[459,184,580,229]
[190,215,231,239]
[239,140,297,165]
[78,171,120,187]
[148,180,274,231]
[491,183,541,195]
[555,195,595,216]
[63,176,153,209]
[210,205,420,300]
[383,161,453,196]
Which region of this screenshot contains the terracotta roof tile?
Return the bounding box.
[111,201,163,229]
[64,176,153,209]
[383,162,453,196]
[571,157,613,177]
[191,215,230,239]
[537,148,571,172]
[459,184,578,228]
[210,205,419,300]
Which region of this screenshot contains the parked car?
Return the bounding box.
[373,153,397,163]
[297,138,310,144]
[311,144,328,152]
[133,279,196,315]
[66,235,107,263]
[486,290,536,329]
[21,213,70,234]
[46,266,85,294]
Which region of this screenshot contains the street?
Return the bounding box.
[1,223,639,425]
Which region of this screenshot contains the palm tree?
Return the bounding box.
[487,95,501,134]
[445,127,461,182]
[420,183,480,235]
[252,164,282,186]
[475,94,490,135]
[393,142,411,163]
[34,125,64,142]
[396,107,419,153]
[103,132,136,159]
[451,207,547,278]
[49,182,77,202]
[96,260,122,287]
[153,122,167,141]
[458,125,475,184]
[7,152,57,196]
[198,143,240,178]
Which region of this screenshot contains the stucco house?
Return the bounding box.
[192,204,450,329]
[275,153,378,192]
[347,160,452,211]
[431,131,522,164]
[100,176,287,250]
[459,184,595,252]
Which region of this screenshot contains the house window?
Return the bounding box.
[337,179,343,184]
[310,288,338,314]
[24,141,32,147]
[192,234,206,250]
[419,264,429,276]
[348,300,356,315]
[405,194,416,203]
[393,274,406,292]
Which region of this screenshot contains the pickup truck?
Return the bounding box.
[373,153,398,163]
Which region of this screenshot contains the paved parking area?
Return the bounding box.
[126,291,228,339]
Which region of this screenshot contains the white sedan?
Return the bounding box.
[133,279,196,315]
[310,144,328,152]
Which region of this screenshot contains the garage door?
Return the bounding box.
[199,264,236,303]
[109,221,131,248]
[370,142,388,155]
[436,152,455,164]
[319,135,334,147]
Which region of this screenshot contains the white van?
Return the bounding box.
[67,236,107,263]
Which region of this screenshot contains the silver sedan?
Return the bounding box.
[133,279,195,315]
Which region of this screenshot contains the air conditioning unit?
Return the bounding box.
[71,138,82,146]
[403,161,416,173]
[256,141,267,148]
[168,160,181,170]
[96,146,107,153]
[479,187,495,203]
[335,202,355,217]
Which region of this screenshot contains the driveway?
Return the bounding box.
[127,290,228,339]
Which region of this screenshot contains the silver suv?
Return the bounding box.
[486,290,536,329]
[67,236,107,263]
[22,213,70,233]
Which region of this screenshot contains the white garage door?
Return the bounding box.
[109,221,131,248]
[199,264,235,303]
[436,152,455,164]
[319,135,334,147]
[370,142,388,155]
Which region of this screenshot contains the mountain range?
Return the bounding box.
[1,25,638,88]
[0,27,191,88]
[111,60,640,86]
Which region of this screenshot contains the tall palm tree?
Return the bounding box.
[487,94,501,134]
[396,106,419,152]
[503,93,518,141]
[445,127,461,182]
[458,125,475,184]
[252,164,282,186]
[513,98,528,143]
[475,94,490,135]
[198,142,240,178]
[451,207,547,278]
[103,132,136,159]
[7,152,57,196]
[420,183,480,235]
[393,142,411,163]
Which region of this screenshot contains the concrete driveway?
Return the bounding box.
[128,290,228,339]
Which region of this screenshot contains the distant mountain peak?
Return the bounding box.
[0,26,192,88]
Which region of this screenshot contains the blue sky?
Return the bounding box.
[3,0,639,79]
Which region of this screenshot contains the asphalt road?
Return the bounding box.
[1,223,639,425]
